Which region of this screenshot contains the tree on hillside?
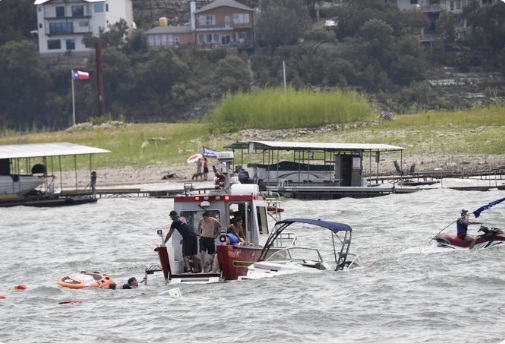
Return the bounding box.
[0,0,37,45]
[463,1,505,59]
[304,0,322,20]
[255,0,312,55]
[0,41,51,128]
[336,0,400,39]
[212,55,251,93]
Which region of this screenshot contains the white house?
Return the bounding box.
[34,0,134,55]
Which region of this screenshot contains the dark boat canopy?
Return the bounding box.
[276,218,352,233]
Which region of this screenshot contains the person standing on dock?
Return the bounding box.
[196,158,202,175]
[165,210,199,273]
[198,211,222,273]
[456,209,483,249]
[203,158,209,180]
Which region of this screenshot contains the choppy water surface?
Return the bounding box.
[1,185,505,343]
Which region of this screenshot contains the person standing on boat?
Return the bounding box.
[198,211,222,273]
[165,210,199,273]
[457,209,483,249]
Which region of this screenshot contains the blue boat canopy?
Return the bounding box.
[276,218,352,233]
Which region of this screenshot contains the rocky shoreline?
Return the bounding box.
[58,153,505,188]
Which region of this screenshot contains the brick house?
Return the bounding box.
[144,0,255,50]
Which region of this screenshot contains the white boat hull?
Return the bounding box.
[0,175,44,195]
[240,260,330,280]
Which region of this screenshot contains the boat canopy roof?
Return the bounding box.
[276,218,352,233]
[0,142,110,160]
[226,140,403,153]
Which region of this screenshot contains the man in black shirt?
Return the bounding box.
[165,210,199,272]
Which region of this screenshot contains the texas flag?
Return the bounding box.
[73,70,90,80]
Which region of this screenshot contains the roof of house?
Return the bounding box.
[144,25,192,35]
[195,0,254,13]
[0,142,110,160]
[34,0,105,5]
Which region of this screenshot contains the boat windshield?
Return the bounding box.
[266,247,323,262]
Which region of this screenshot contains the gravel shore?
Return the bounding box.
[58,153,505,188]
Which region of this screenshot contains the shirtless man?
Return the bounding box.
[198,211,223,273]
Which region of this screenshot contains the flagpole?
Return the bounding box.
[71,69,76,127]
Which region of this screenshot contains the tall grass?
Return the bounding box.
[208,87,375,132]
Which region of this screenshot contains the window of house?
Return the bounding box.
[456,0,461,9]
[213,33,220,42]
[225,16,230,27]
[148,35,154,46]
[154,34,161,46]
[49,22,73,34]
[106,4,109,11]
[199,15,216,26]
[198,34,205,43]
[233,13,250,24]
[56,6,65,17]
[47,39,61,50]
[206,34,212,42]
[79,21,89,27]
[161,34,167,46]
[94,4,104,13]
[71,5,84,17]
[66,39,75,50]
[175,37,180,47]
[167,35,174,46]
[409,0,418,4]
[450,1,454,10]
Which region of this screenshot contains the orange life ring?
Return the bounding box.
[267,206,284,212]
[57,271,114,289]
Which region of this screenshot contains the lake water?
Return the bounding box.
[1,182,505,344]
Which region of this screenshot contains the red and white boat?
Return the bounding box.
[433,226,505,250]
[150,151,295,284]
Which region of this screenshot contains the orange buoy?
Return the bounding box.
[15,284,27,290]
[267,206,284,212]
[0,296,6,300]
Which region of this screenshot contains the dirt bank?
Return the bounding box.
[58,153,505,189]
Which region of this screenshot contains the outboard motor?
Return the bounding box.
[238,170,250,184]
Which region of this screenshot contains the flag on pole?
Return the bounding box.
[73,70,90,80]
[472,197,505,218]
[202,146,218,158]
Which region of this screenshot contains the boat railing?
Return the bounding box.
[271,231,297,248]
[266,246,323,262]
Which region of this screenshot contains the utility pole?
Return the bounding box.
[95,42,105,117]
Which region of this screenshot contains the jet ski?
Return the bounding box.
[433,226,505,250]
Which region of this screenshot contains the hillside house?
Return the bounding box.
[397,0,501,43]
[34,0,134,56]
[144,0,255,50]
